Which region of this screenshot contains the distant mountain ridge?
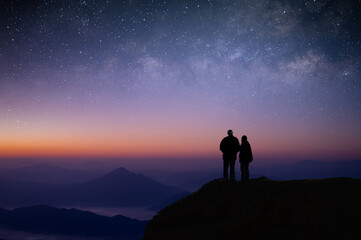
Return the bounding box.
[38,167,187,207]
[0,205,147,239]
[0,179,55,206]
[256,159,361,180]
[0,166,188,208]
[0,163,104,184]
[143,177,361,240]
[143,160,361,191]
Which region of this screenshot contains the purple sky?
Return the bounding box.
[1,0,360,169]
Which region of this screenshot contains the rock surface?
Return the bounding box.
[143,177,361,240]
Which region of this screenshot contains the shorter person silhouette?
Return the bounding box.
[239,135,253,181]
[220,130,240,181]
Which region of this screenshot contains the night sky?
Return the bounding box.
[1,0,360,168]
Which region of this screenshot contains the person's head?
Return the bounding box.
[241,135,247,142]
[227,129,233,136]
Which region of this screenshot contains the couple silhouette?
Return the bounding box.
[220,129,253,181]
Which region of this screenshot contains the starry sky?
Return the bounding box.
[1,0,360,168]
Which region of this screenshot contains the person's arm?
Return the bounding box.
[238,145,243,161]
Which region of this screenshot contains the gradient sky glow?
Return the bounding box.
[1,0,361,168]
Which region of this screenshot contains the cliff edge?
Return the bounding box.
[143,177,361,240]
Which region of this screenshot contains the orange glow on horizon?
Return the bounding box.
[1,125,361,161]
[1,108,361,163]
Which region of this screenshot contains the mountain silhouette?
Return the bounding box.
[0,167,188,208]
[257,160,361,180]
[0,179,55,206]
[0,205,147,239]
[29,167,188,207]
[0,163,105,184]
[143,177,361,240]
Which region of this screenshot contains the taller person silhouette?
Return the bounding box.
[220,130,240,181]
[239,135,253,181]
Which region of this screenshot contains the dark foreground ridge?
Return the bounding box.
[0,205,147,239]
[143,177,361,240]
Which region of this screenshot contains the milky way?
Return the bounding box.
[1,0,360,167]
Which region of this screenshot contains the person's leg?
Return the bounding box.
[223,159,229,180]
[230,159,236,181]
[240,162,245,181]
[245,162,249,180]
